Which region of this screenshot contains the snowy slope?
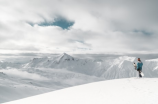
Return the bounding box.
[0,71,52,103]
[101,56,137,79]
[0,68,103,103]
[4,78,158,104]
[145,59,158,77]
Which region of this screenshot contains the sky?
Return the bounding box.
[0,0,158,54]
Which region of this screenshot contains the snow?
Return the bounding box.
[146,58,158,62]
[3,78,158,104]
[0,68,103,103]
[56,53,75,63]
[24,55,139,78]
[1,53,158,103]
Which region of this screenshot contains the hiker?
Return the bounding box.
[137,58,143,77]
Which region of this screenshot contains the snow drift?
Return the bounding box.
[3,78,158,104]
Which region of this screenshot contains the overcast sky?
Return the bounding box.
[0,0,158,54]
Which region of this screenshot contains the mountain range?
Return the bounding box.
[1,53,158,103]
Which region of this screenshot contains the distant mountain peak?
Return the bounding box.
[62,53,69,57]
[57,53,74,62]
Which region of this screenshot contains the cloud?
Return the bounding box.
[0,0,158,54]
[0,69,48,80]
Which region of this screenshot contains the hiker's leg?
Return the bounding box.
[139,71,142,77]
[137,71,140,77]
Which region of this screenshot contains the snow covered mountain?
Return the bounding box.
[24,53,104,76]
[0,53,104,103]
[23,53,158,79]
[4,78,158,104]
[1,53,158,103]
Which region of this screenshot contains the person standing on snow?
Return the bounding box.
[137,58,143,78]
